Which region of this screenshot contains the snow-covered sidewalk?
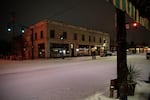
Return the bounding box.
[85,81,150,100]
[128,81,150,100]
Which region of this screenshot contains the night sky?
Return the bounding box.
[1,0,150,44]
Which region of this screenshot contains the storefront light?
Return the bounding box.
[63,50,66,54]
[102,47,104,50]
[103,43,106,47]
[59,50,62,53]
[76,48,79,52]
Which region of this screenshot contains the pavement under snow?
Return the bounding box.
[85,81,150,100]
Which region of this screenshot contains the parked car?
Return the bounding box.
[101,51,113,57]
[106,51,112,56]
[112,51,117,56]
[146,52,150,59]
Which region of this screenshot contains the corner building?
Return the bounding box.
[23,19,110,59]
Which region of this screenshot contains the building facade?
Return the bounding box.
[23,19,110,59]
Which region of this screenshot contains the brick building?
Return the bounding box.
[23,19,110,59]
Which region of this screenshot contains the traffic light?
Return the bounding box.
[132,22,138,29]
[20,26,25,33]
[126,22,138,30]
[7,24,12,32]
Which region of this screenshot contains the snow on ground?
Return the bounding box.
[85,93,119,100]
[0,54,149,100]
[84,81,150,100]
[128,81,150,100]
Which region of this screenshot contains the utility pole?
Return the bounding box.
[116,8,128,100]
[8,12,34,60]
[10,12,16,56]
[10,12,15,38]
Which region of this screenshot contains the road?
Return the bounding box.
[0,54,149,100]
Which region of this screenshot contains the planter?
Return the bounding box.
[128,83,136,96]
[127,64,140,96]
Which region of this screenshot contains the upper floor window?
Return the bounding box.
[93,36,95,42]
[104,40,106,43]
[63,32,67,39]
[50,30,55,38]
[40,31,43,39]
[82,34,85,41]
[99,37,102,43]
[89,36,91,42]
[74,33,77,40]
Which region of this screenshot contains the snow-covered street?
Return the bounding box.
[0,54,149,100]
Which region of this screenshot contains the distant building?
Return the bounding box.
[23,19,110,59]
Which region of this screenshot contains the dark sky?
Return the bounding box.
[1,0,150,44]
